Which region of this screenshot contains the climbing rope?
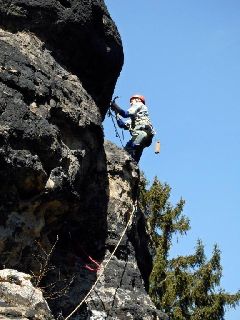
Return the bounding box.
[64,202,137,320]
[108,110,124,148]
[108,109,125,148]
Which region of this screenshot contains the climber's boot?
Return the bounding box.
[124,141,142,163]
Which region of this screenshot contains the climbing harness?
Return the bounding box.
[64,202,137,320]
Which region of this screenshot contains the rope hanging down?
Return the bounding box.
[108,109,124,148]
[64,202,137,320]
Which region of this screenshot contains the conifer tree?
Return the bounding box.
[139,175,240,320]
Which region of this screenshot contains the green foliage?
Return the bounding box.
[139,174,240,320]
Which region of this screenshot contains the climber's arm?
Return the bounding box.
[111,102,130,118]
[117,117,128,130]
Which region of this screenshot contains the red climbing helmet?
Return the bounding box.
[130,94,145,104]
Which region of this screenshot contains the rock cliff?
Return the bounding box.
[0,1,167,319]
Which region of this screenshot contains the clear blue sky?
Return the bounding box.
[103,1,240,319]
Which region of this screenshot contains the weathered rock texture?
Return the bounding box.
[0,269,53,319]
[0,0,122,111]
[0,1,167,319]
[84,142,167,320]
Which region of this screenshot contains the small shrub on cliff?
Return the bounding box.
[139,175,240,320]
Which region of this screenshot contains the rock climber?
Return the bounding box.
[110,94,155,162]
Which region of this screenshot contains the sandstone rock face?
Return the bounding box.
[0,269,53,319]
[83,142,168,320]
[0,27,108,270]
[0,0,123,111]
[0,1,167,319]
